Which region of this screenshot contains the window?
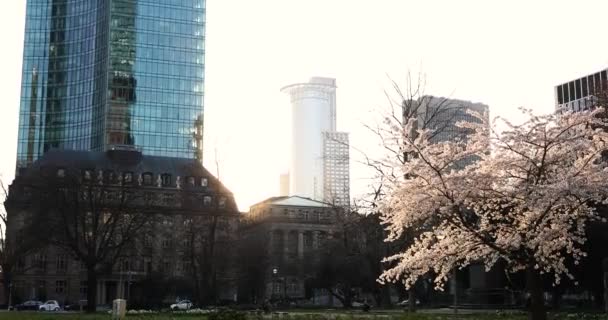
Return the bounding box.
[143,234,152,248]
[203,196,212,206]
[162,239,171,249]
[187,176,196,186]
[143,173,153,185]
[56,254,67,272]
[582,78,588,97]
[79,281,87,295]
[57,168,65,178]
[123,172,133,184]
[161,174,172,186]
[105,170,117,184]
[34,253,47,270]
[83,169,92,181]
[219,197,226,208]
[201,177,208,187]
[55,280,66,294]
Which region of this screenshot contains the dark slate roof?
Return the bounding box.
[29,149,206,175]
[20,148,233,196]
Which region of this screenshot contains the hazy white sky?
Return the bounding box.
[2,0,608,210]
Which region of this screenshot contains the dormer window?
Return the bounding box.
[187,176,196,187]
[105,171,116,184]
[57,168,65,178]
[203,196,212,207]
[83,169,92,181]
[123,172,133,184]
[201,177,208,187]
[161,174,171,187]
[142,172,153,186]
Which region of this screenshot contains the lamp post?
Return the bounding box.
[272,268,278,301]
[127,271,133,302]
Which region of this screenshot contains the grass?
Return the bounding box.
[1,310,608,320]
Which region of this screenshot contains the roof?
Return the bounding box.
[17,149,234,197]
[251,195,331,208]
[26,149,211,178]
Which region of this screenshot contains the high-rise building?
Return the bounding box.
[555,68,608,113]
[281,77,350,207]
[421,97,489,144]
[322,132,349,207]
[16,0,206,172]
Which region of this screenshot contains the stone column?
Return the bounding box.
[268,230,274,255]
[283,230,289,261]
[298,231,304,259]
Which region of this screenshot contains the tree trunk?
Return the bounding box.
[526,267,546,320]
[86,268,98,313]
[2,269,12,309]
[408,288,416,312]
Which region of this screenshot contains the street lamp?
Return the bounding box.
[127,271,133,302]
[271,268,278,301]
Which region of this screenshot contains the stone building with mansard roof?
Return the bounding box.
[4,147,240,307]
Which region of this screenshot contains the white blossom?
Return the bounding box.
[378,107,608,290]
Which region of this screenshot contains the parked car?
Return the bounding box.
[14,300,43,311]
[170,300,193,310]
[39,300,61,311]
[397,299,421,307]
[64,300,88,311]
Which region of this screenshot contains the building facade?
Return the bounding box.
[322,132,349,207]
[555,68,608,113]
[414,97,489,144]
[239,196,337,303]
[280,77,350,206]
[17,0,206,171]
[5,148,239,307]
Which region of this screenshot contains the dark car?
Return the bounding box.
[64,300,88,311]
[14,300,43,311]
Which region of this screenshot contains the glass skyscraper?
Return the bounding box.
[16,0,206,171]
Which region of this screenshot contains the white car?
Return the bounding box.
[170,300,193,311]
[39,300,61,311]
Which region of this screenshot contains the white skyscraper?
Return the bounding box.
[281,77,350,206]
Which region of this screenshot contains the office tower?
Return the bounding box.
[421,97,489,144]
[555,68,608,113]
[281,77,350,206]
[16,0,206,172]
[322,132,349,207]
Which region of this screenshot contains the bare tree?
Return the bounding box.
[30,170,151,312]
[1,179,47,308]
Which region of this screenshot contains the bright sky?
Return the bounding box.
[2,0,608,211]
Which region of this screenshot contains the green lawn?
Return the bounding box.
[1,311,607,320]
